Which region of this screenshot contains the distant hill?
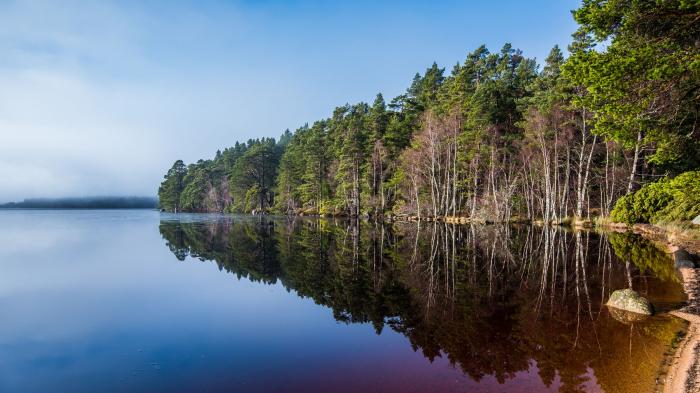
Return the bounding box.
[0,196,158,209]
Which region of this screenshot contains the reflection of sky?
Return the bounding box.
[0,210,558,392]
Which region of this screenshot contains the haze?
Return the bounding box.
[0,0,577,203]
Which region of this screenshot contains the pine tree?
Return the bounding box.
[158,160,187,212]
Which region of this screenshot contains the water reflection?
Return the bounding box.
[159,216,686,393]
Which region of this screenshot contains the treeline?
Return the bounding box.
[159,0,699,222]
[0,196,158,209]
[158,136,290,212]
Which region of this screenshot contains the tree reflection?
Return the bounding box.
[159,217,685,393]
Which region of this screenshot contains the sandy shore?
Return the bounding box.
[665,267,700,393]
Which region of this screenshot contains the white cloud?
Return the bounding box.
[0,1,301,201]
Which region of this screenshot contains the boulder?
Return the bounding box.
[608,307,650,324]
[606,288,653,315]
[693,214,700,226]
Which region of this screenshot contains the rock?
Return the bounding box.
[674,249,696,269]
[693,214,700,226]
[608,307,651,324]
[606,288,653,315]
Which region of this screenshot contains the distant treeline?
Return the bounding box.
[158,0,699,223]
[0,197,158,209]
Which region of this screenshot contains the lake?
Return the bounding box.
[0,209,687,392]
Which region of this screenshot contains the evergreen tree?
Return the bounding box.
[230,138,280,212]
[565,0,700,174]
[158,160,187,212]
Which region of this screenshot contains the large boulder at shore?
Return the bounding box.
[606,289,653,315]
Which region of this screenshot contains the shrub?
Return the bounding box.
[610,171,700,224]
[610,193,636,224]
[654,171,700,223]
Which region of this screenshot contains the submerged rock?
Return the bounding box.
[606,288,653,315]
[608,307,651,324]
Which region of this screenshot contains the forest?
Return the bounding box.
[158,0,699,225]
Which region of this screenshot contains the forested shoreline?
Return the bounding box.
[158,0,699,225]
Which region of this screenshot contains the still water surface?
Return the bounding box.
[0,210,687,392]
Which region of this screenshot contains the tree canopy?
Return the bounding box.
[159,0,699,224]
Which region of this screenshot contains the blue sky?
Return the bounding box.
[0,0,579,201]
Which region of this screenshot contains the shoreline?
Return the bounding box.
[630,225,700,393]
[164,211,700,252]
[665,266,700,393]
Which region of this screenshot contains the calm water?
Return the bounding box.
[0,210,688,393]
